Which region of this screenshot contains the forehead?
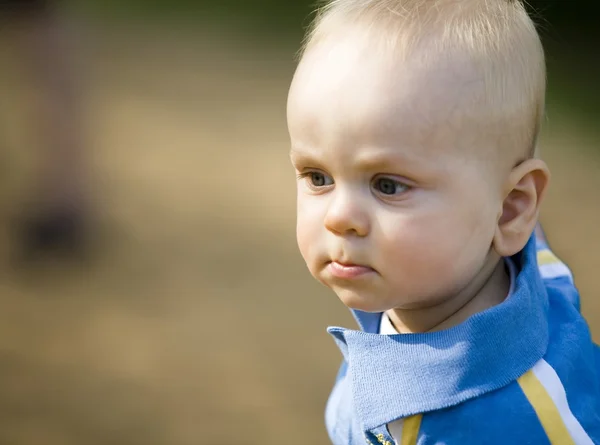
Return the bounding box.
[287,30,489,159]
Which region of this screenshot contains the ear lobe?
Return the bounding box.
[494,159,550,257]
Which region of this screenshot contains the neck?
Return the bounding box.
[387,254,510,334]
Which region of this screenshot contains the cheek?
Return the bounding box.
[378,216,449,274]
[295,194,323,264]
[377,198,496,294]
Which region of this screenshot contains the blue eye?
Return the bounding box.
[373,177,409,195]
[310,172,328,187]
[298,171,334,187]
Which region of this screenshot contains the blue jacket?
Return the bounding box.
[325,235,600,444]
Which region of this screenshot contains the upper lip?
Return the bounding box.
[330,260,370,268]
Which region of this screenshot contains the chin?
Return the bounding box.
[336,289,389,313]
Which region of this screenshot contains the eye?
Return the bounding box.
[309,172,333,187]
[298,171,334,188]
[372,177,410,196]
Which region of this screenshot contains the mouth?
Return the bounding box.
[326,261,375,280]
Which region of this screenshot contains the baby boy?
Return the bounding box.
[286,0,600,443]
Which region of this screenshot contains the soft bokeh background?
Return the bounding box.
[0,1,598,444]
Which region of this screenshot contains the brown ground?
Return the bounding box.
[0,22,598,445]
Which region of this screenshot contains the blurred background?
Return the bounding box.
[0,0,598,444]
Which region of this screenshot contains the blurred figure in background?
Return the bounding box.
[1,0,88,261]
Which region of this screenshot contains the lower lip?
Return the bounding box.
[327,262,374,279]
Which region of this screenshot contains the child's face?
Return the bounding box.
[287,31,508,313]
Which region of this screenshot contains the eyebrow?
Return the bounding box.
[289,146,320,165]
[353,149,420,171]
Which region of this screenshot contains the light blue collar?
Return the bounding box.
[327,235,549,431]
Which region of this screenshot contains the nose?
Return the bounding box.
[324,187,370,237]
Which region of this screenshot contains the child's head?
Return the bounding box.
[287,0,550,314]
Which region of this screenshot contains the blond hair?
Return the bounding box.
[300,0,546,159]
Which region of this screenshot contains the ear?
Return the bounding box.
[493,159,550,257]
